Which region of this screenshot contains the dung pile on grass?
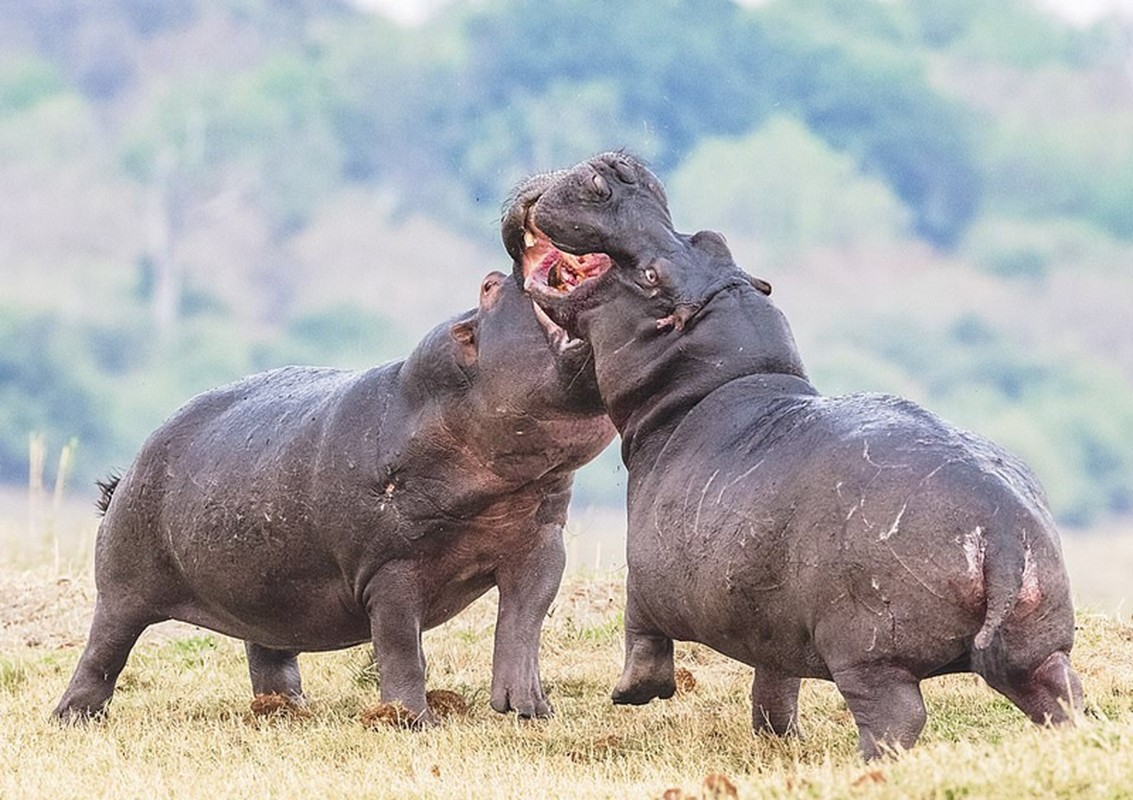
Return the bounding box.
[249,693,311,721]
[359,688,470,729]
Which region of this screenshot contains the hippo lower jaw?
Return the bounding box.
[531,301,583,354]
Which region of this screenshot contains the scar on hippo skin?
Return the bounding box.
[52,271,614,725]
[503,151,1083,761]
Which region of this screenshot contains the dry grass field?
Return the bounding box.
[2,522,1133,799]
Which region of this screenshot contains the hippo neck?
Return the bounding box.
[606,286,813,472]
[396,324,610,490]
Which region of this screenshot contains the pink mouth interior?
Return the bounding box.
[521,222,612,295]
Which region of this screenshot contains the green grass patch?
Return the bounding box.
[0,657,28,691]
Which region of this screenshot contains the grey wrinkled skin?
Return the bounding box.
[53,272,615,725]
[503,152,1083,759]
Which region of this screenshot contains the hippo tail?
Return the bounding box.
[973,521,1029,651]
[95,473,121,516]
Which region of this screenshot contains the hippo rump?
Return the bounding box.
[53,271,615,725]
[501,152,1083,758]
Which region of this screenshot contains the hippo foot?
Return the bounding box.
[490,686,554,719]
[612,631,675,705]
[488,656,554,718]
[612,676,676,705]
[51,702,108,725]
[832,664,927,761]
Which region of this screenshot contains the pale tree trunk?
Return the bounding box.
[147,146,181,336]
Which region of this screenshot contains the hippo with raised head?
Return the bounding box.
[54,271,615,725]
[501,152,1083,758]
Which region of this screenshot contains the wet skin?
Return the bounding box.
[502,153,1083,759]
[54,272,615,725]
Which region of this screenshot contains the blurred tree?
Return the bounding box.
[0,312,117,485]
[907,0,1103,67]
[982,110,1133,241]
[0,59,65,118]
[822,313,1133,526]
[453,0,982,247]
[462,0,769,167]
[253,305,409,372]
[754,10,983,247]
[669,116,909,255]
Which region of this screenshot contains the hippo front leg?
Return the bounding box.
[752,669,802,737]
[245,643,304,703]
[489,523,565,718]
[611,578,675,705]
[832,663,927,760]
[367,566,437,726]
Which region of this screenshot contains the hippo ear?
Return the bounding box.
[746,274,772,296]
[450,320,479,366]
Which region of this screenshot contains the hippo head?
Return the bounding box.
[503,152,771,337]
[424,270,614,479]
[502,152,797,436]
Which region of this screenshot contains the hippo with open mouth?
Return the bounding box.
[501,152,1083,759]
[53,272,614,725]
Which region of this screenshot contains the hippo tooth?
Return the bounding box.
[524,230,536,248]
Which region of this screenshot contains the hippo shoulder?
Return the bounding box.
[822,392,948,434]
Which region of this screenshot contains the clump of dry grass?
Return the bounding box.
[2,563,1132,799]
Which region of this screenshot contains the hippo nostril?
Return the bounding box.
[611,158,637,184]
[591,172,610,199]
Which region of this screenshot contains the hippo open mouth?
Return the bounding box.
[519,210,614,349]
[520,214,614,297]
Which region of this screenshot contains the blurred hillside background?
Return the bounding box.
[2,0,1133,579]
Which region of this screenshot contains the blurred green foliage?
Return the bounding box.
[669,117,909,255]
[0,0,1131,527]
[0,59,64,118]
[813,315,1133,526]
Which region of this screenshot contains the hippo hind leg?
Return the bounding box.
[611,583,676,705]
[611,634,670,702]
[983,650,1082,726]
[832,663,927,760]
[245,643,304,702]
[612,632,675,705]
[52,598,162,722]
[751,669,802,737]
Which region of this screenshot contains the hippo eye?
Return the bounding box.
[641,266,659,286]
